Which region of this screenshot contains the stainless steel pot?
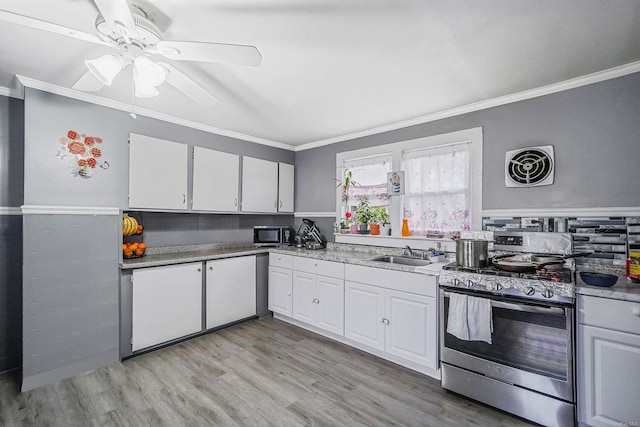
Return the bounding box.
[456,239,489,268]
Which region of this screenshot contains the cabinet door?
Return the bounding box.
[292,271,316,324]
[578,324,640,426]
[206,256,256,329]
[278,162,294,213]
[344,281,385,351]
[242,156,278,212]
[193,147,239,212]
[385,290,437,369]
[129,134,188,210]
[316,275,344,336]
[268,266,292,316]
[132,263,202,351]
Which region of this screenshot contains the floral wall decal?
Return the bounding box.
[56,130,110,178]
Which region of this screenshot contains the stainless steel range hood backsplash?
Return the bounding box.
[482,216,640,267]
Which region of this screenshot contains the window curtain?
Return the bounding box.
[402,142,470,237]
[343,154,392,215]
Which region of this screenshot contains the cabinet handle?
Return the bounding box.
[381,318,389,325]
[288,293,291,297]
[314,263,318,267]
[197,267,201,272]
[632,307,640,317]
[274,200,277,209]
[209,266,213,271]
[183,194,186,204]
[235,198,238,207]
[280,200,283,208]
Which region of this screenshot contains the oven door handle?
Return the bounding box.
[490,300,565,316]
[442,291,565,316]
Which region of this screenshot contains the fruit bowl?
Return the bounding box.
[123,242,146,258]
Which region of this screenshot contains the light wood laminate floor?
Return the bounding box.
[0,317,533,426]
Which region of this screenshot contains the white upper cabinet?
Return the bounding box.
[192,146,239,212]
[242,156,278,213]
[129,134,188,210]
[278,162,294,213]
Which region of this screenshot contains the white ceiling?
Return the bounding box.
[1,0,639,149]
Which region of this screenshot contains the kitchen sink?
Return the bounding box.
[369,255,431,266]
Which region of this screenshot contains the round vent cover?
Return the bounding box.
[505,145,555,187]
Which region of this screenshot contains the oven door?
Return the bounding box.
[440,286,574,402]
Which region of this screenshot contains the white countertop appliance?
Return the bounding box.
[439,231,576,427]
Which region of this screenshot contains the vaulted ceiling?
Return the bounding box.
[1,0,639,149]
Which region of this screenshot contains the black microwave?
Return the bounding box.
[253,226,294,247]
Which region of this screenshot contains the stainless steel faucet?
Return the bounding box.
[404,245,414,256]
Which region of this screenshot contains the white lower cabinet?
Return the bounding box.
[132,263,202,352]
[292,271,344,335]
[345,281,437,369]
[269,266,293,316]
[578,295,640,426]
[206,256,256,329]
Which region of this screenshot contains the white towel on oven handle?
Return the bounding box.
[446,293,493,344]
[446,292,470,340]
[467,295,493,344]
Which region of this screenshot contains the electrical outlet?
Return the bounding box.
[521,217,539,227]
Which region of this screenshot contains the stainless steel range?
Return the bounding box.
[439,232,576,427]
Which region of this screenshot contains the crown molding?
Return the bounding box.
[0,82,24,99]
[16,76,296,152]
[295,61,640,152]
[483,206,640,218]
[21,205,120,215]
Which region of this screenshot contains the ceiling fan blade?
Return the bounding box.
[156,41,262,67]
[71,70,106,92]
[93,0,138,40]
[157,62,218,107]
[0,10,110,46]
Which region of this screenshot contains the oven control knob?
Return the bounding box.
[467,280,475,288]
[524,287,535,296]
[495,283,503,291]
[541,289,554,299]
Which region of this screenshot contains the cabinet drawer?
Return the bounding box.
[293,256,344,279]
[345,264,436,297]
[579,295,640,335]
[269,253,293,269]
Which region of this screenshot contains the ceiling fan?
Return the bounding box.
[5,0,262,106]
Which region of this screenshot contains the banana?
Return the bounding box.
[123,215,139,236]
[129,217,138,236]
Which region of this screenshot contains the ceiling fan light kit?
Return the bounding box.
[85,54,125,86]
[61,0,262,105]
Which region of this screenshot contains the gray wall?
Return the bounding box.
[0,96,23,373]
[295,72,640,212]
[24,88,294,208]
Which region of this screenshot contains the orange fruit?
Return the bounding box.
[124,249,134,257]
[130,243,139,249]
[138,243,147,249]
[135,248,144,256]
[122,244,127,250]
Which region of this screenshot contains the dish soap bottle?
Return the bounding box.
[401,219,411,236]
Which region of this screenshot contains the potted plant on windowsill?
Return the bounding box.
[373,207,390,236]
[356,200,375,234]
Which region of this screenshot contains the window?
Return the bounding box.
[341,154,392,218]
[336,127,482,243]
[403,142,471,236]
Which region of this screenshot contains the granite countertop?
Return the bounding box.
[575,265,640,303]
[121,242,449,276]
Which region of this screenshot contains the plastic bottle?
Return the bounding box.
[627,251,640,284]
[401,219,411,236]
